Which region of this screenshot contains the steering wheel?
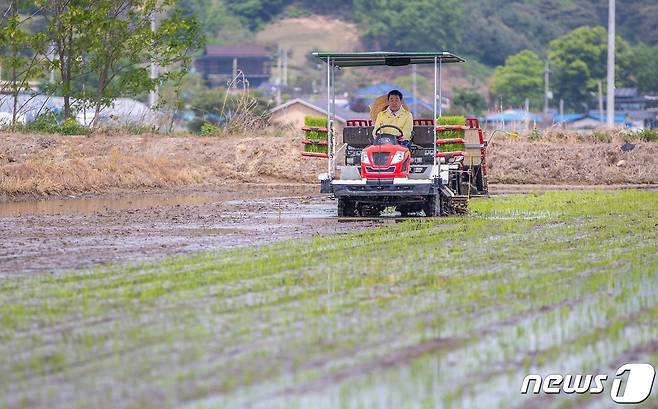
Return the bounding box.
[374,124,404,137]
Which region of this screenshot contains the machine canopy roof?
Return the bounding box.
[312,52,465,68]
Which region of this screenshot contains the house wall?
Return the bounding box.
[271,103,345,136]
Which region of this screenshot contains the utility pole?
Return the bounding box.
[606,0,615,127]
[598,80,604,124]
[48,42,56,83]
[276,44,282,106]
[544,60,550,115]
[524,98,530,131]
[148,10,158,109]
[559,99,564,128]
[283,49,288,87]
[412,64,417,115]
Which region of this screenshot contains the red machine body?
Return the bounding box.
[360,144,411,179]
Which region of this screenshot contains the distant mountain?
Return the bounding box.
[199,0,657,67]
[459,0,658,65]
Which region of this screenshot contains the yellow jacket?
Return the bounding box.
[373,107,414,141]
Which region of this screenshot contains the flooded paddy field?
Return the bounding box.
[1,190,657,409]
[0,184,381,275]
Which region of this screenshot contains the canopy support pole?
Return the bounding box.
[330,59,336,178]
[433,56,438,167]
[326,57,332,177]
[439,57,443,118]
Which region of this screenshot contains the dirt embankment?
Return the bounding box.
[1,132,656,200]
[487,137,658,185]
[0,133,321,200]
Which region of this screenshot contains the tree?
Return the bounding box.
[452,88,486,116]
[33,0,202,125]
[0,0,47,125]
[490,50,543,110]
[631,43,658,93]
[35,0,88,120]
[548,26,632,111]
[354,0,463,51]
[82,0,202,127]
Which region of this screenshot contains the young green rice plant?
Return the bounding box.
[437,116,466,152]
[303,116,328,141]
[303,142,328,154]
[1,190,656,409]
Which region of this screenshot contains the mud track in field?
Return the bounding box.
[0,184,388,276]
[2,183,656,276]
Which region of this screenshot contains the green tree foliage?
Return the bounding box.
[490,50,544,110]
[170,0,657,76]
[615,1,658,46]
[354,0,463,51]
[630,43,658,93]
[31,0,202,123]
[548,26,632,111]
[36,0,90,119]
[452,88,486,116]
[178,0,252,44]
[224,0,288,30]
[82,0,202,126]
[459,0,656,67]
[0,1,47,125]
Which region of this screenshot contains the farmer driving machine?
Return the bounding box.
[301,52,488,217]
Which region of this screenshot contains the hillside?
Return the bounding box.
[254,15,488,96]
[208,0,658,67]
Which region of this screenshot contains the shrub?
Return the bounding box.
[18,112,90,135]
[637,129,658,142]
[59,118,91,135]
[28,112,59,133]
[187,87,271,134]
[200,122,221,136]
[591,130,612,143]
[528,128,541,141]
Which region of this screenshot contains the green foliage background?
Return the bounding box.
[168,0,657,66]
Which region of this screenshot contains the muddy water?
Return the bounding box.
[0,185,382,276]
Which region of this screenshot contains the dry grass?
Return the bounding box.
[0,132,320,199]
[487,130,658,185]
[1,130,657,199]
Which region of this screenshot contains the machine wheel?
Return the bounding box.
[423,193,442,217]
[357,204,382,217]
[397,205,411,217]
[337,197,356,217]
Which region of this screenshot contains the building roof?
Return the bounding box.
[270,98,366,123]
[615,88,638,98]
[484,110,542,123]
[202,44,270,58]
[552,113,585,122]
[553,112,627,123]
